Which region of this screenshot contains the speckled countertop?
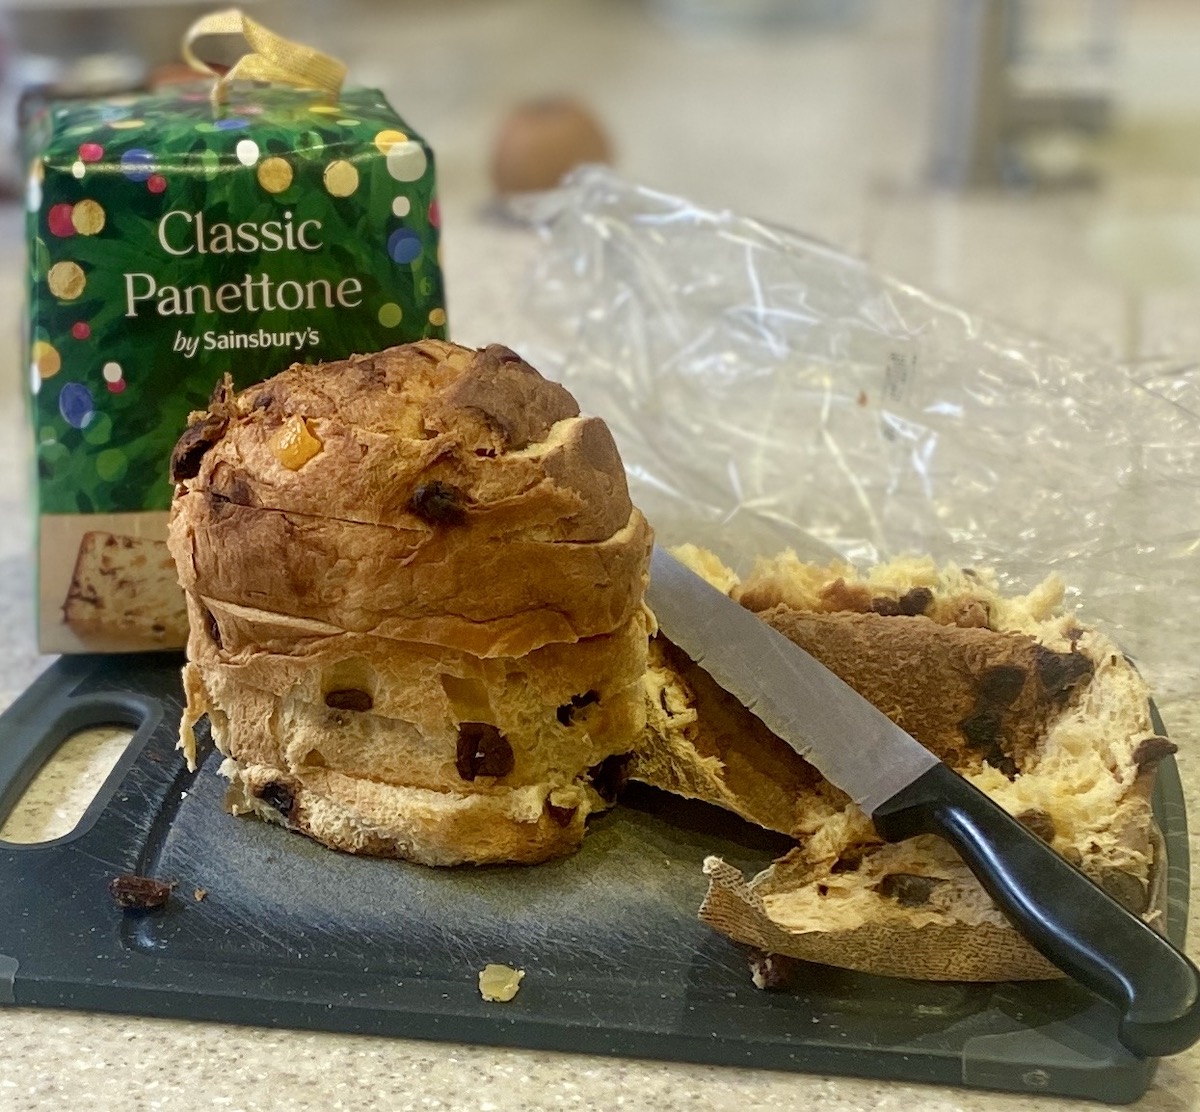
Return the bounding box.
[2,2,1200,1109]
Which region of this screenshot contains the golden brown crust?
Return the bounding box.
[169,341,652,866]
[226,760,602,867]
[176,342,631,540]
[701,857,1060,981]
[759,608,1092,780]
[638,549,1166,982]
[169,340,651,659]
[171,500,651,658]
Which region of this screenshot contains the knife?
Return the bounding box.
[646,544,1200,1058]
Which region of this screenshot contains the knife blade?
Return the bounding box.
[646,544,1200,1058]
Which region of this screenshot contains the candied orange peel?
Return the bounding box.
[270,415,323,470]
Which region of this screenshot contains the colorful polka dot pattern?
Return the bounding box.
[58,382,94,428]
[72,200,106,235]
[47,261,85,300]
[32,341,61,379]
[257,157,293,193]
[95,447,128,481]
[323,160,358,197]
[120,149,154,182]
[387,227,422,264]
[28,85,447,515]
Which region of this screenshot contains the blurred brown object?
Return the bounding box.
[490,96,612,195]
[148,61,206,90]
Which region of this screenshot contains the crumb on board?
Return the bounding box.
[748,949,800,991]
[478,963,525,1002]
[108,874,174,912]
[193,887,208,902]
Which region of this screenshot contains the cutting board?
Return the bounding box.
[0,653,1187,1103]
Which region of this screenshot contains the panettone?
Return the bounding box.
[168,340,652,865]
[636,547,1172,981]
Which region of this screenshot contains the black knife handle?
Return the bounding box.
[872,762,1200,1058]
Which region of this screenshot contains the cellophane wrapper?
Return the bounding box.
[517,167,1200,698]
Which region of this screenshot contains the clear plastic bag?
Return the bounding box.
[515,167,1200,696]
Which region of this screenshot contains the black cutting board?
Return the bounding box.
[0,654,1188,1103]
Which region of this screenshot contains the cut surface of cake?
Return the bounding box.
[635,546,1172,981]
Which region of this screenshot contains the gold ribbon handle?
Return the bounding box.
[183,8,347,110]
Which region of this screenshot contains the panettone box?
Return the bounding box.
[23,83,446,653]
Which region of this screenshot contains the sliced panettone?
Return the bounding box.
[169,341,653,866]
[63,531,188,647]
[636,546,1172,981]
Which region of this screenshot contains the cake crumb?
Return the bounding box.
[109,874,173,912]
[193,887,208,902]
[749,950,795,990]
[478,963,524,1002]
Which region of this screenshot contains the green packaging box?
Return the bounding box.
[24,83,446,654]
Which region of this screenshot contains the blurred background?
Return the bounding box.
[4,0,1200,362]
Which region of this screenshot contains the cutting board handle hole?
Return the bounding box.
[0,725,135,844]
